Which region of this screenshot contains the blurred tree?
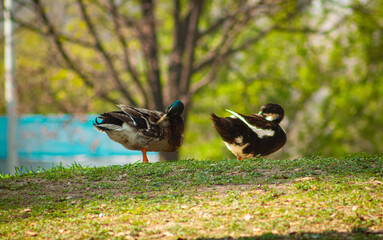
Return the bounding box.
[310,0,383,156]
[4,0,310,160]
[183,0,383,159]
[2,0,382,160]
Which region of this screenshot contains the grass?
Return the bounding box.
[0,153,382,239]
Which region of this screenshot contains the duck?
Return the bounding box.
[94,100,184,163]
[210,103,286,160]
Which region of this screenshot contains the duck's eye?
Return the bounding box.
[265,113,279,121]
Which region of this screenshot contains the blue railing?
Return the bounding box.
[0,115,158,174]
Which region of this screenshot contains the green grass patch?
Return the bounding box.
[0,153,382,239]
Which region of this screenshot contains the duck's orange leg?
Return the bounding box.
[237,156,242,160]
[141,148,149,163]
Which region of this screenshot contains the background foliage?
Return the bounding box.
[1,0,382,160]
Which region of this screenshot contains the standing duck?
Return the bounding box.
[211,103,286,160]
[94,100,184,163]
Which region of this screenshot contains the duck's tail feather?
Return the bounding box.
[94,123,123,132]
[94,113,124,132]
[210,113,222,126]
[210,113,231,127]
[210,113,235,142]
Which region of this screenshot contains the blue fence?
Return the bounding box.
[0,115,158,175]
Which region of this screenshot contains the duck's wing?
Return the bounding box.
[118,105,162,122]
[95,105,164,138]
[225,109,276,138]
[117,105,165,138]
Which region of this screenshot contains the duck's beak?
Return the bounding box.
[156,114,168,124]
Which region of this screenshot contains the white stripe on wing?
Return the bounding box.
[225,109,275,138]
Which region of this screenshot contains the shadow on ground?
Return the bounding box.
[195,230,383,239]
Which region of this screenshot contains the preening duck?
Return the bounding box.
[94,100,184,163]
[211,103,286,160]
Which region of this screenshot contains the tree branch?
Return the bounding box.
[189,7,245,96]
[192,6,273,75]
[195,0,247,42]
[226,27,275,56]
[109,0,148,107]
[196,16,226,41]
[77,0,137,106]
[179,0,204,96]
[12,18,95,48]
[191,0,314,75]
[31,0,117,106]
[166,0,183,104]
[189,0,308,96]
[188,55,222,98]
[139,0,163,110]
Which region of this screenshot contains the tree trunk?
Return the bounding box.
[160,151,179,162]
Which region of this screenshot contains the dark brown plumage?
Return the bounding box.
[211,103,286,159]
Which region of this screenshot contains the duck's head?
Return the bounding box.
[157,100,184,124]
[258,103,285,123]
